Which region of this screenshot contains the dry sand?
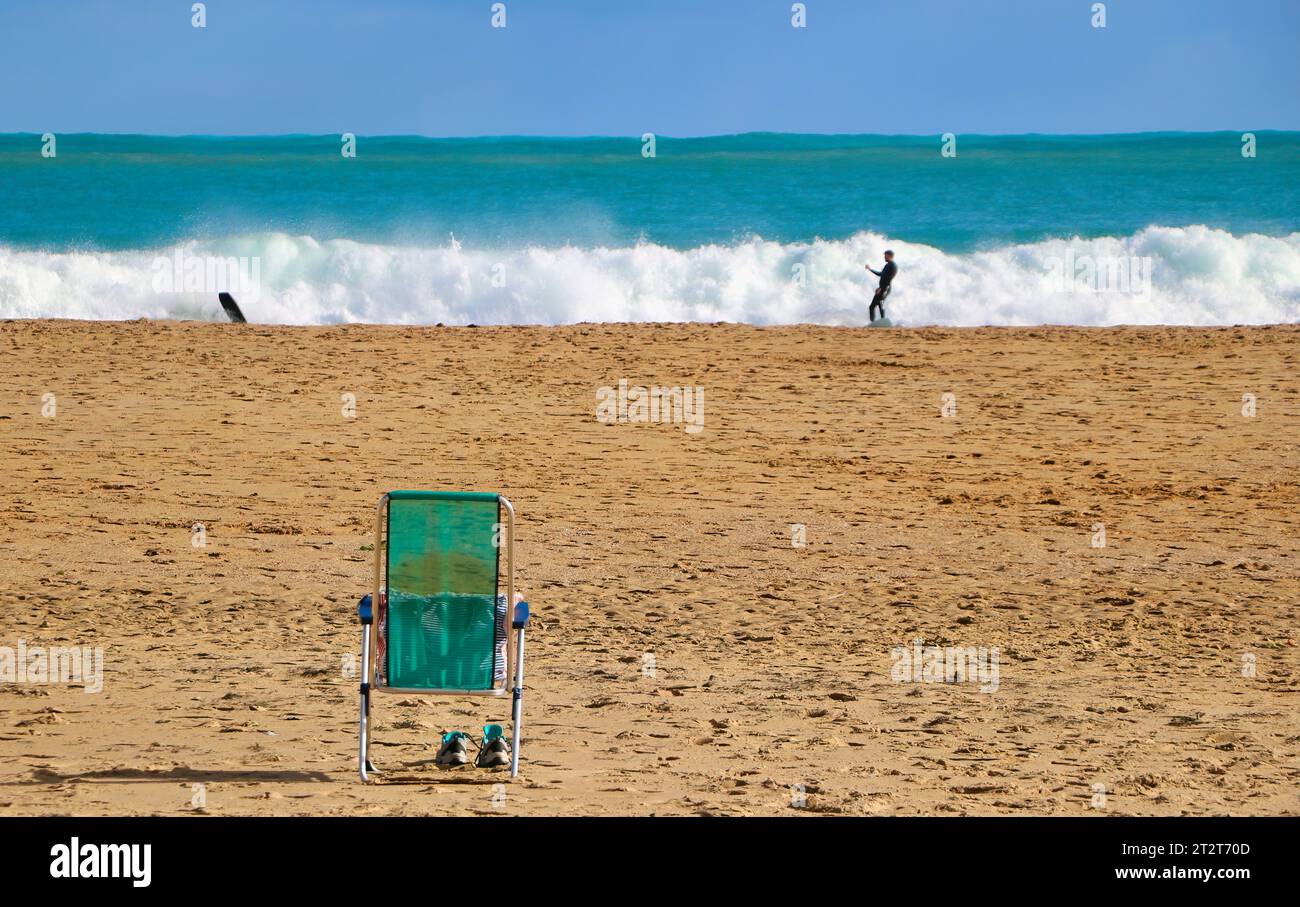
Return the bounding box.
[1,319,1297,816]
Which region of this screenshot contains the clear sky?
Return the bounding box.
[2,0,1297,136]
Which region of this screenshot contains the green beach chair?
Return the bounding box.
[356,492,531,781]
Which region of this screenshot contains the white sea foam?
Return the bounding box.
[1,226,1296,326]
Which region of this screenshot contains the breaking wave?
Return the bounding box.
[2,225,1297,326]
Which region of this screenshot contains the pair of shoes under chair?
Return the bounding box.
[435,725,509,769]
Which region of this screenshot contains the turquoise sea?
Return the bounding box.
[2,132,1297,325]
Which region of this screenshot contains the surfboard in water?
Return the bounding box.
[869,317,893,328]
[218,292,247,323]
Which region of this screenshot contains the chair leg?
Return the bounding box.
[510,626,526,777]
[358,691,369,779]
[359,622,374,782]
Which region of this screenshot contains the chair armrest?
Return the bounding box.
[358,594,373,625]
[512,600,530,629]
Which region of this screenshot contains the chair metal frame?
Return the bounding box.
[357,492,529,781]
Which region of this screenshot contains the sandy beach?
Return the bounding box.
[1,319,1296,816]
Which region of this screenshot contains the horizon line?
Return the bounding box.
[2,129,1296,141]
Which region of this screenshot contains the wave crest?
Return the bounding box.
[2,226,1297,326]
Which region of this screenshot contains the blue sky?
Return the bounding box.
[2,0,1297,136]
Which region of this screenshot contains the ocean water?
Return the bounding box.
[1,132,1297,326]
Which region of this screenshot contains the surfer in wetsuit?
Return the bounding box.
[866,250,897,322]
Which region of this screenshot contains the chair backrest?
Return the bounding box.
[377,491,507,692]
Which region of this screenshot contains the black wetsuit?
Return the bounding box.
[868,261,897,320]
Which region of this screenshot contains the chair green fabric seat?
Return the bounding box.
[381,493,503,691]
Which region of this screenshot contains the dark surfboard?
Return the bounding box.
[218,292,247,323]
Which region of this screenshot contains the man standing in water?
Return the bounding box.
[866,250,897,322]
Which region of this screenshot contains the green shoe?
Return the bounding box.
[436,731,471,766]
[476,724,509,769]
